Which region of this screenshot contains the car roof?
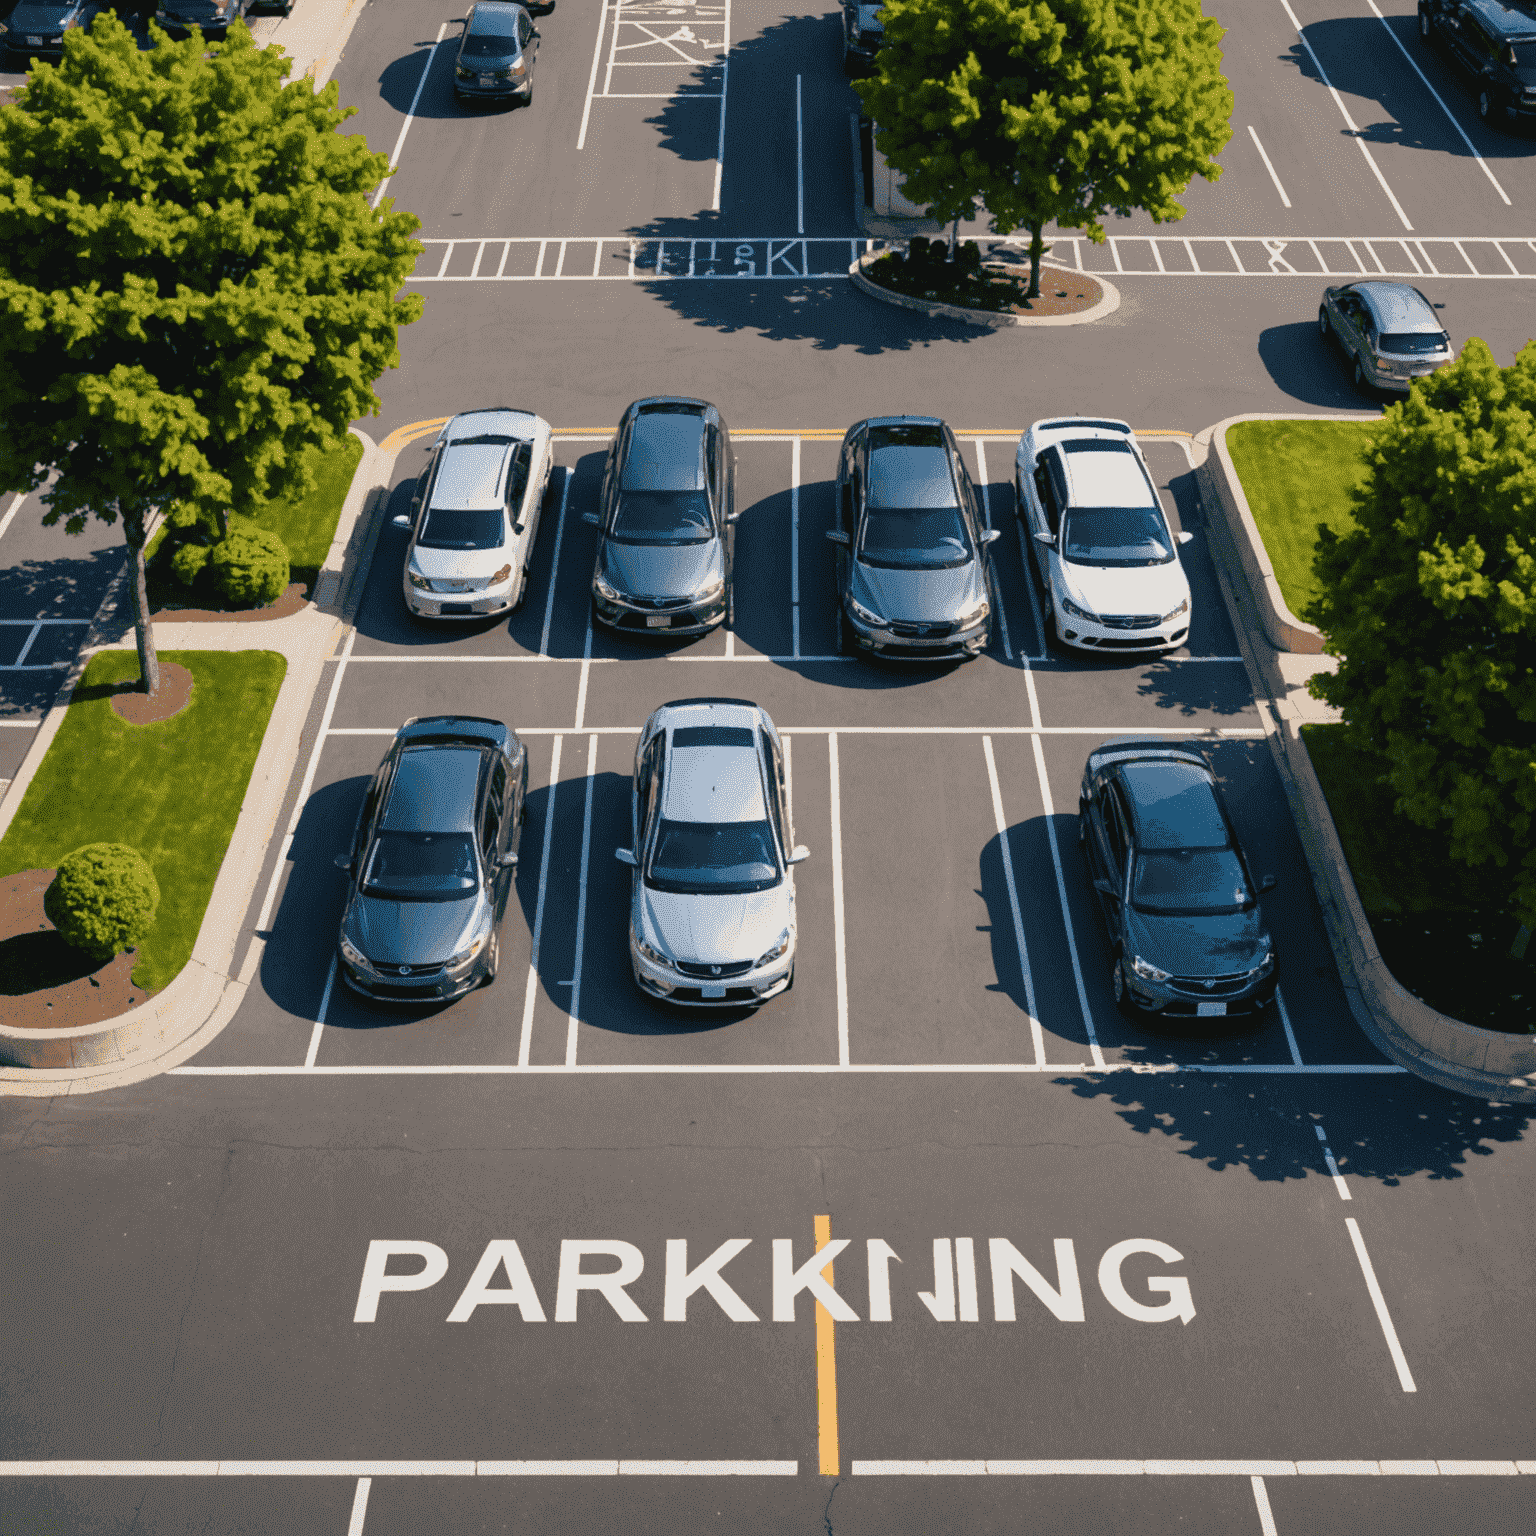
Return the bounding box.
[624,408,708,492]
[662,737,767,823]
[381,745,483,833]
[430,442,510,510]
[1466,0,1536,40]
[1350,282,1441,333]
[1060,438,1156,508]
[1118,760,1229,850]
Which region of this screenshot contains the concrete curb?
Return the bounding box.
[848,250,1121,329]
[1192,418,1536,1102]
[0,429,398,1090]
[247,0,369,91]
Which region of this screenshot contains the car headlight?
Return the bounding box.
[1246,950,1275,980]
[697,577,725,603]
[1129,954,1171,984]
[1161,598,1190,623]
[339,935,368,969]
[635,935,672,968]
[593,574,622,602]
[1059,594,1095,622]
[456,65,473,78]
[955,597,990,627]
[408,567,432,591]
[848,596,885,627]
[447,930,489,970]
[756,929,791,967]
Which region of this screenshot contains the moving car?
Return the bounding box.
[335,716,526,1003]
[1418,0,1536,128]
[151,0,252,39]
[1319,281,1452,395]
[1014,417,1192,653]
[1078,739,1277,1023]
[454,0,540,106]
[842,0,883,73]
[398,407,553,619]
[588,398,738,637]
[1,0,105,57]
[616,698,807,1007]
[830,416,999,660]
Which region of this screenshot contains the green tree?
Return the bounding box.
[45,842,160,960]
[0,17,422,694]
[856,0,1232,296]
[1309,338,1536,925]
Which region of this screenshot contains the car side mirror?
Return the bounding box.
[1092,877,1117,898]
[615,847,638,866]
[334,854,353,872]
[391,514,411,529]
[499,852,519,870]
[726,510,742,523]
[1260,874,1277,893]
[826,530,850,546]
[1176,530,1194,545]
[980,528,1002,545]
[787,845,810,865]
[1034,530,1057,547]
[583,511,601,526]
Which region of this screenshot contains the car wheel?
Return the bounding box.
[1353,355,1371,394]
[1111,957,1135,1016]
[1319,306,1331,342]
[1077,803,1088,845]
[1479,88,1495,123]
[480,930,499,987]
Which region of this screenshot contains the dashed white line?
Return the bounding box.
[1315,1122,1352,1201]
[1345,1216,1417,1393]
[1247,125,1292,208]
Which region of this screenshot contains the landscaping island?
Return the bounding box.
[860,238,1105,319]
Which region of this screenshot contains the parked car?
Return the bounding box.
[842,0,883,73]
[1418,0,1536,128]
[454,0,540,106]
[1014,416,1192,654]
[830,416,998,660]
[1079,739,1277,1024]
[398,407,553,619]
[588,397,738,637]
[151,0,252,39]
[1,0,104,58]
[335,716,526,1003]
[1319,281,1452,395]
[616,698,807,1008]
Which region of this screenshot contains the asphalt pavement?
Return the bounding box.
[5,1,1536,1532]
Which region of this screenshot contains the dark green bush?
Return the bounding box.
[955,241,982,275]
[209,526,290,606]
[907,235,934,266]
[44,843,160,960]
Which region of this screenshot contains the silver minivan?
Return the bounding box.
[1319,282,1452,394]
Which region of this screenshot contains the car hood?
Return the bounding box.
[636,881,791,965]
[345,890,485,966]
[1123,903,1269,979]
[1058,557,1188,618]
[410,542,510,580]
[850,558,982,623]
[10,6,73,22]
[600,538,723,600]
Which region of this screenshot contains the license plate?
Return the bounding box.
[441,602,473,616]
[701,984,726,999]
[479,73,494,85]
[646,614,671,628]
[28,35,42,42]
[1196,1000,1227,1017]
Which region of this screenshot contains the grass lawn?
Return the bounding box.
[0,650,286,994]
[1303,723,1534,1033]
[1226,420,1378,621]
[147,433,364,608]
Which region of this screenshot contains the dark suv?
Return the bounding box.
[842,0,883,74]
[1419,0,1536,128]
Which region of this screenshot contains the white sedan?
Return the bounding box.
[398,408,554,619]
[1014,417,1193,653]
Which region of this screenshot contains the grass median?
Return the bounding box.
[1226,419,1378,619]
[0,650,286,994]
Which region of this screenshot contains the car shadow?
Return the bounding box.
[377,29,464,121]
[1257,321,1385,412]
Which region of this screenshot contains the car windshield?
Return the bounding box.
[14,5,75,17]
[462,32,518,55]
[1378,332,1448,356]
[858,506,973,569]
[418,504,505,550]
[611,489,714,545]
[1131,848,1251,916]
[1510,42,1536,67]
[1062,506,1173,567]
[363,831,479,900]
[646,819,780,894]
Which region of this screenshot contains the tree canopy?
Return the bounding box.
[1309,338,1536,925]
[856,0,1233,294]
[0,16,422,690]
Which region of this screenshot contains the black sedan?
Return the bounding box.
[335,715,526,1004]
[454,0,540,106]
[1079,740,1277,1024]
[830,416,999,660]
[152,0,251,39]
[1,0,104,58]
[587,397,738,637]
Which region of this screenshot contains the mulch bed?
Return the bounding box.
[0,870,153,1030]
[149,580,311,624]
[866,255,1103,317]
[111,661,194,725]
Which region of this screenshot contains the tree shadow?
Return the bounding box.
[1257,321,1385,412]
[1133,659,1257,719]
[0,547,121,617]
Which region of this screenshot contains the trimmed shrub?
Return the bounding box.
[44,843,160,960]
[955,241,982,275]
[170,540,211,587]
[209,526,290,606]
[907,235,934,267]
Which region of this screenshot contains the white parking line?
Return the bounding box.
[971,439,1012,661]
[795,75,804,234]
[0,493,26,544]
[1251,1474,1279,1535]
[305,962,336,1068]
[1314,1121,1352,1201]
[518,734,563,1068]
[538,468,572,658]
[564,734,599,1068]
[1247,125,1292,208]
[713,0,732,211]
[790,436,802,659]
[330,723,1267,738]
[1365,0,1511,207]
[173,1061,1407,1076]
[829,732,850,1067]
[1345,1217,1416,1392]
[1277,988,1303,1065]
[373,22,448,212]
[1277,0,1413,230]
[982,738,1044,1065]
[346,1476,371,1536]
[849,1459,1524,1475]
[576,1,609,150]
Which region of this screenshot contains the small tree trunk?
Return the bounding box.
[122,505,160,697]
[1026,222,1049,300]
[214,506,229,540]
[948,218,959,262]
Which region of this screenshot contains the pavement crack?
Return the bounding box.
[822,1475,841,1535]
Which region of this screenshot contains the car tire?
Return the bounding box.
[1077,803,1088,845]
[1353,355,1372,395]
[1418,8,1429,41]
[1319,306,1331,342]
[1479,88,1496,124]
[480,930,499,987]
[1111,957,1135,1017]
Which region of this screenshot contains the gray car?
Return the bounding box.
[831,416,1000,660]
[588,398,738,637]
[616,697,808,1008]
[335,716,526,1003]
[454,0,541,106]
[1319,281,1452,395]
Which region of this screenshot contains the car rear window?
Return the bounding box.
[1378,332,1448,356]
[468,5,520,35]
[672,726,755,748]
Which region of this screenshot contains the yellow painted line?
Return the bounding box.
[815,1214,840,1477]
[379,416,450,453]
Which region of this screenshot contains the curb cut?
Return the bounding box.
[1195,417,1536,1102]
[0,428,400,1091]
[848,250,1120,329]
